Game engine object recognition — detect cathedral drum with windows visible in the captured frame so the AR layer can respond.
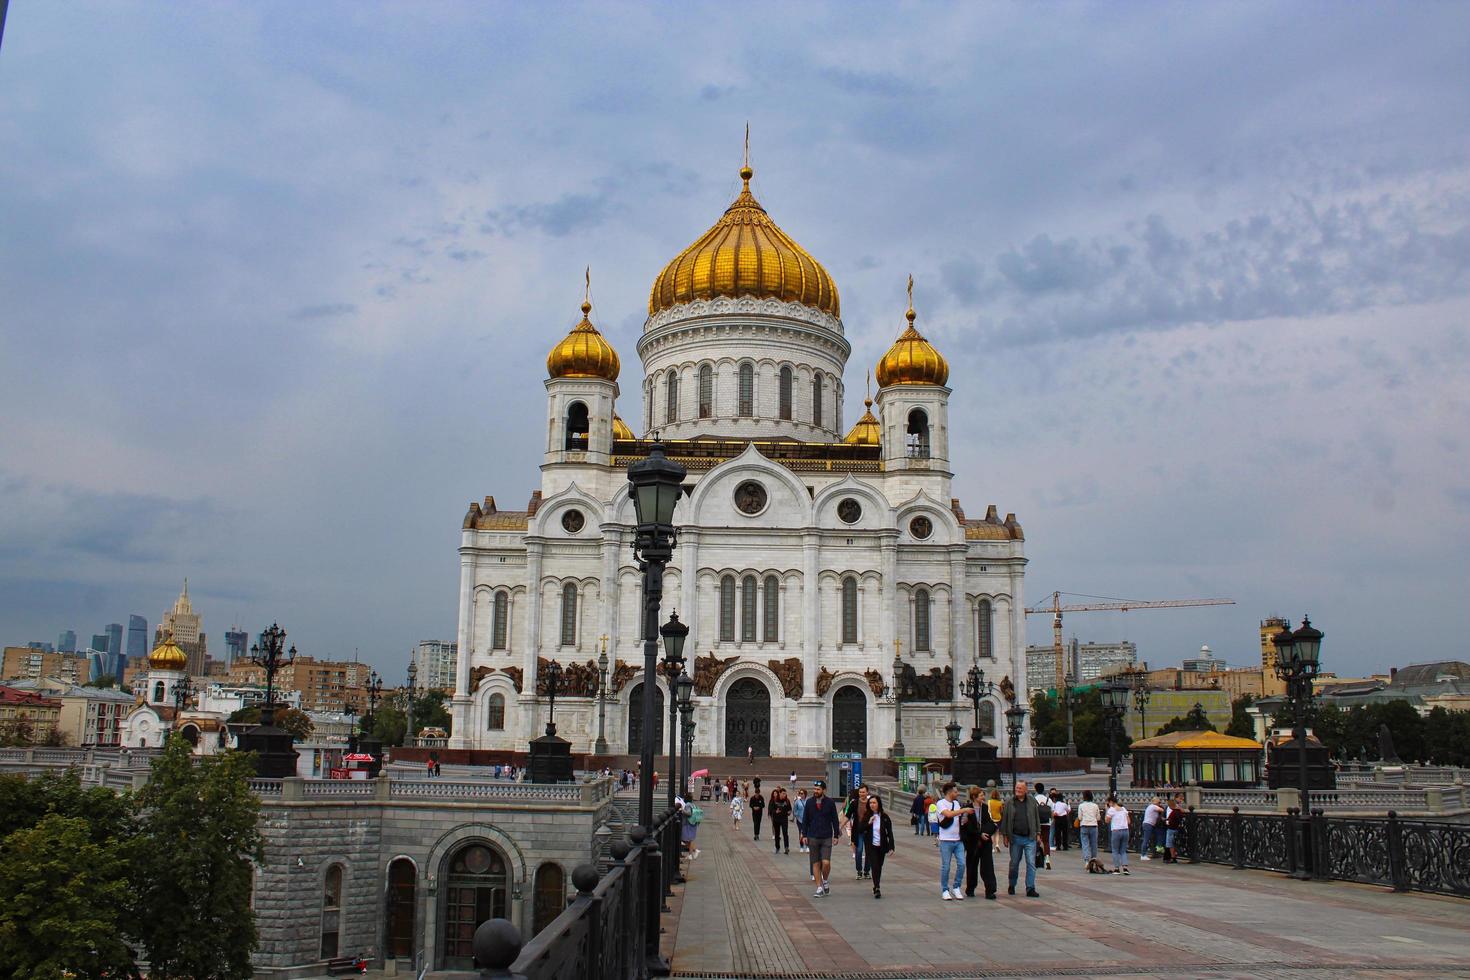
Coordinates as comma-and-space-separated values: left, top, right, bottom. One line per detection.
450, 157, 1030, 758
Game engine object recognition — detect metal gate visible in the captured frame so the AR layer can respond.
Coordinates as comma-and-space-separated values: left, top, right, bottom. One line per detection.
724, 678, 771, 756
831, 685, 867, 755
627, 683, 664, 755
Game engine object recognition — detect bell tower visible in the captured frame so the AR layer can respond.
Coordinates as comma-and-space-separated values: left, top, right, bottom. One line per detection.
544, 276, 621, 467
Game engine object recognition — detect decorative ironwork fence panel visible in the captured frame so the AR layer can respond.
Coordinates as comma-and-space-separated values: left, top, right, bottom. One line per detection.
1399, 819, 1470, 897
1238, 813, 1289, 870
1316, 816, 1392, 888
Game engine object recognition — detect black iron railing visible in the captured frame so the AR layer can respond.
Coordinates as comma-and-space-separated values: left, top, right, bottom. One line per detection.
472, 807, 683, 979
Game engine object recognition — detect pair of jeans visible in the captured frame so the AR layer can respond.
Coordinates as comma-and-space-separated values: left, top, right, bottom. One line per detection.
964, 838, 997, 896
1079, 825, 1099, 862
1007, 834, 1037, 892
917, 816, 932, 836
938, 838, 965, 892
1140, 822, 1157, 855
853, 832, 869, 874
771, 818, 789, 851
1110, 828, 1130, 867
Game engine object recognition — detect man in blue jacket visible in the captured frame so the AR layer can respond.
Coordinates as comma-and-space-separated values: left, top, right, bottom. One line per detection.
799, 779, 842, 897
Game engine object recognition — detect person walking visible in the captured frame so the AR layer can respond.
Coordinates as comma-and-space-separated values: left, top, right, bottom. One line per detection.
749, 784, 766, 842
1034, 782, 1053, 870
1000, 779, 1041, 897
860, 795, 896, 899
843, 784, 871, 879
934, 781, 970, 901
1051, 791, 1071, 851
769, 788, 792, 854
747, 744, 754, 766
789, 770, 798, 793
793, 789, 809, 853
1105, 795, 1131, 874
1164, 792, 1185, 862
987, 787, 1005, 852
682, 798, 703, 860
1140, 796, 1163, 860
960, 785, 998, 900
730, 791, 744, 830
910, 788, 929, 836
1077, 789, 1102, 871
799, 779, 842, 898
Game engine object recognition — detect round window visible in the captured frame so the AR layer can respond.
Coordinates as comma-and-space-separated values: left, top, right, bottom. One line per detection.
734, 481, 768, 515
909, 515, 933, 540
837, 498, 862, 524
561, 509, 585, 533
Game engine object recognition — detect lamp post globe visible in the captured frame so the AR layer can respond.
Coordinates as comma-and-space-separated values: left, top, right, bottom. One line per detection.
945, 718, 962, 758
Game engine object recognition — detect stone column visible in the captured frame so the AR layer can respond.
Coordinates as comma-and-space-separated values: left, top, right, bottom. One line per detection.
523, 540, 544, 739
450, 548, 475, 748
1009, 561, 1029, 752
799, 532, 823, 755
949, 548, 967, 701
680, 529, 700, 652
600, 527, 620, 650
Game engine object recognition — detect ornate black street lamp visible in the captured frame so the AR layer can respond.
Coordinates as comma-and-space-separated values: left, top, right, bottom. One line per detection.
405, 658, 418, 748
1274, 615, 1323, 879
627, 442, 687, 829
676, 671, 694, 792
172, 671, 194, 716
248, 623, 296, 727
594, 636, 610, 755
1132, 676, 1152, 742
661, 611, 688, 811
1005, 704, 1027, 788
889, 646, 907, 758
364, 670, 383, 732
960, 662, 994, 741
543, 660, 564, 736
1100, 681, 1130, 796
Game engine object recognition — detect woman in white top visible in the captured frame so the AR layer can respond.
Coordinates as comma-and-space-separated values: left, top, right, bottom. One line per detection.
1076, 789, 1102, 866
730, 793, 744, 827
1104, 795, 1131, 874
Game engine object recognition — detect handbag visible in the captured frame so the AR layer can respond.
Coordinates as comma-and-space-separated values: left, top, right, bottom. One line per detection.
1073, 816, 1080, 829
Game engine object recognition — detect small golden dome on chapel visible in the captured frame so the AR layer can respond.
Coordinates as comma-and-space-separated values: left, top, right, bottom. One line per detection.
547, 286, 621, 382
875, 277, 949, 387
148, 633, 188, 671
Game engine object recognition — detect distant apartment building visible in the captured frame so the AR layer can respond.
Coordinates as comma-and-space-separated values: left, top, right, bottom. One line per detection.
27, 641, 55, 653
6, 679, 133, 746
275, 657, 374, 713
0, 684, 63, 740
1025, 639, 1137, 690
127, 614, 149, 660
224, 627, 248, 666
1, 646, 90, 685
57, 630, 77, 653
156, 580, 208, 676
414, 640, 458, 692
1259, 617, 1290, 697
1182, 644, 1228, 673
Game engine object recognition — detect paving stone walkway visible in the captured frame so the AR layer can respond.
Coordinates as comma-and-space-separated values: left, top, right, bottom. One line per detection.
668, 803, 1470, 978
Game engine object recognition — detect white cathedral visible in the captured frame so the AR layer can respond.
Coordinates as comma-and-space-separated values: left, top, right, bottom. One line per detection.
449, 157, 1030, 759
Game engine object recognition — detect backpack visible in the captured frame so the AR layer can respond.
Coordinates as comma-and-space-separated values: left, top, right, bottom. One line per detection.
689, 806, 704, 825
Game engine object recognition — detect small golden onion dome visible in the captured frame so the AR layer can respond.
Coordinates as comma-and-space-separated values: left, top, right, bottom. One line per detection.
876, 305, 949, 387
648, 163, 840, 318
612, 413, 634, 440
547, 300, 620, 381
148, 633, 188, 671
843, 397, 881, 446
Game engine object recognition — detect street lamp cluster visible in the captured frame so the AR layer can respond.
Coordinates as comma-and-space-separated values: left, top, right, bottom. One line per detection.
1099, 681, 1130, 796
1272, 616, 1324, 808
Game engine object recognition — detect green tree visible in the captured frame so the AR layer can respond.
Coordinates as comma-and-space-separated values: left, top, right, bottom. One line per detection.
366, 705, 407, 746
0, 770, 136, 845
0, 814, 139, 979
1028, 691, 1065, 747
130, 735, 262, 979
227, 705, 314, 741
87, 674, 118, 689
1155, 703, 1217, 736
1226, 695, 1256, 739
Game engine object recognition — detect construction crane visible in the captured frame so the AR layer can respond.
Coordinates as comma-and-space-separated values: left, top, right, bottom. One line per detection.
1024, 591, 1236, 750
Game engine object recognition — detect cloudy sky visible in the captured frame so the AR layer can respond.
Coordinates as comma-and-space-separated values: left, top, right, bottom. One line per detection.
2, 2, 1466, 681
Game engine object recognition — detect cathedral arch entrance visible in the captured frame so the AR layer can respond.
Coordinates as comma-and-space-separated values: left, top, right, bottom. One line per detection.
724, 677, 771, 757
440, 842, 509, 970
385, 858, 416, 959
627, 683, 664, 755
831, 685, 867, 756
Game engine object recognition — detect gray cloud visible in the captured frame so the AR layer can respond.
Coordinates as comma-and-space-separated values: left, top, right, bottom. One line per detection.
481, 191, 612, 238
292, 303, 359, 319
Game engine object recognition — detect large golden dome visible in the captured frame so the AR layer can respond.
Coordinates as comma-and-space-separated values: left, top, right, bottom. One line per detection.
649, 163, 839, 319
148, 633, 188, 671
876, 291, 948, 387
547, 300, 620, 381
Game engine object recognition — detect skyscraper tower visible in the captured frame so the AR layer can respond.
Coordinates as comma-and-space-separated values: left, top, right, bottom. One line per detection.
157, 580, 207, 677
127, 615, 149, 661
58, 630, 77, 653
224, 627, 247, 666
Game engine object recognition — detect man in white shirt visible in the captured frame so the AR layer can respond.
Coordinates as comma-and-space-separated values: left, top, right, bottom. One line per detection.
934, 781, 972, 901
1051, 792, 1072, 851
1141, 796, 1164, 860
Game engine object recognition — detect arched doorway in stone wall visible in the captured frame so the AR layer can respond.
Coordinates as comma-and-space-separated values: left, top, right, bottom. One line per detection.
385, 858, 415, 960
439, 842, 509, 970
724, 677, 771, 757
831, 685, 867, 756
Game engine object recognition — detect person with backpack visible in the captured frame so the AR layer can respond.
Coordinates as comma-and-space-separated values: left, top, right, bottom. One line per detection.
910, 788, 930, 835
934, 781, 972, 901
1034, 781, 1053, 869
682, 798, 703, 860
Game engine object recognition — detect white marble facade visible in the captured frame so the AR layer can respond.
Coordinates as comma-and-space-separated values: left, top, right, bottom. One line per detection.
450, 180, 1030, 760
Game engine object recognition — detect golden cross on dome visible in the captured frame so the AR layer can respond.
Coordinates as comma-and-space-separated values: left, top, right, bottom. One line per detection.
740, 122, 753, 185
582, 266, 592, 315
906, 274, 916, 323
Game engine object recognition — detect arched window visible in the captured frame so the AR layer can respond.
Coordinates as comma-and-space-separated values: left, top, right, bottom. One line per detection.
565, 401, 589, 451
740, 575, 758, 642
559, 583, 578, 647
532, 863, 566, 937
492, 591, 509, 650
320, 864, 344, 958
812, 372, 823, 427
906, 408, 930, 458
841, 577, 858, 645
762, 575, 779, 642
914, 588, 932, 652
698, 364, 713, 418
719, 576, 736, 642
778, 366, 793, 420
977, 598, 993, 660
644, 380, 653, 433
153, 680, 165, 703
486, 693, 505, 730
665, 369, 679, 425
738, 363, 754, 417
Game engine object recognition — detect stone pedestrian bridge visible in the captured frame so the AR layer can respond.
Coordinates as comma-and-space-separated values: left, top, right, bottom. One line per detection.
663, 805, 1470, 979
